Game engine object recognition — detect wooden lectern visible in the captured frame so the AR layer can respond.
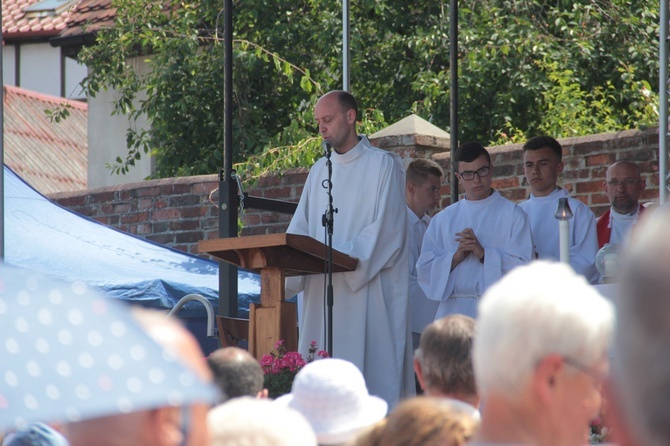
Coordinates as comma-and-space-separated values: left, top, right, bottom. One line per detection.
198, 233, 357, 359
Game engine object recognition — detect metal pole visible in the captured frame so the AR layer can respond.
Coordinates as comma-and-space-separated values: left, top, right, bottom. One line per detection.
660, 0, 669, 205
342, 0, 350, 91
219, 0, 238, 317
449, 0, 459, 204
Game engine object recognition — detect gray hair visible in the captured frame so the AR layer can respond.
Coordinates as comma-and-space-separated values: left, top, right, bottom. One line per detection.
473, 261, 614, 398
614, 206, 670, 445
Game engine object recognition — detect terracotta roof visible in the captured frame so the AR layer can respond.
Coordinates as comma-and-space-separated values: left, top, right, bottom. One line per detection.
57, 0, 115, 38
2, 0, 78, 39
4, 85, 88, 194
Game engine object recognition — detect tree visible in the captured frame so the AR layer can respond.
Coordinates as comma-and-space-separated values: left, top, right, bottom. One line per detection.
75, 0, 660, 180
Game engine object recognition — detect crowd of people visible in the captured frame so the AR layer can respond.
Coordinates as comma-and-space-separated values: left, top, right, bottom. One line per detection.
1, 90, 660, 446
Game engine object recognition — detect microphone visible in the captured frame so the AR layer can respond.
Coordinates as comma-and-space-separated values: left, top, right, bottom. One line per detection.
322, 140, 332, 158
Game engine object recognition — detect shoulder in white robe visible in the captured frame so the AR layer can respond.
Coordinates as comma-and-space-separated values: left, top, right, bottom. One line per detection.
518, 188, 600, 284
286, 136, 414, 407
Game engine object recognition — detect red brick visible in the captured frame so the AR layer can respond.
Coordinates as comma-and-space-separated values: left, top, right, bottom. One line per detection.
153, 208, 181, 220
575, 180, 605, 194
586, 154, 615, 167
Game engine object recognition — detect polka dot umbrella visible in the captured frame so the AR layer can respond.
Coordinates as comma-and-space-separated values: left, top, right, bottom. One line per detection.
0, 264, 219, 431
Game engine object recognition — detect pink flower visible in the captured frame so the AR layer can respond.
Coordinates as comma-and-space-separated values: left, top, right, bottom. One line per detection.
317, 350, 329, 359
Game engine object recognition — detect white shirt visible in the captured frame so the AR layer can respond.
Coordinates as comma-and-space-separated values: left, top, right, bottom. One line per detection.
407, 206, 439, 334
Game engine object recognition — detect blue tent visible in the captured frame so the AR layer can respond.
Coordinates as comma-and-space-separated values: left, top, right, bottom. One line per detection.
4, 166, 260, 354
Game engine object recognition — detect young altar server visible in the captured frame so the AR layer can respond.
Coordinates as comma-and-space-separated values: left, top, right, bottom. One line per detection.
417, 142, 533, 320
519, 135, 600, 284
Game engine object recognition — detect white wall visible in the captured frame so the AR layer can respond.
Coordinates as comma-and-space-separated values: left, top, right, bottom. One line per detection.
87, 57, 154, 188
65, 57, 88, 100
2, 45, 17, 85
20, 43, 61, 97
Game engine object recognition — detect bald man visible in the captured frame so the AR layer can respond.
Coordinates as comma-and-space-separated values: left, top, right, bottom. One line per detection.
597, 160, 646, 248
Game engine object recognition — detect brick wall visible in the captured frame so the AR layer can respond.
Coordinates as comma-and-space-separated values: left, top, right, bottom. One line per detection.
49, 127, 661, 255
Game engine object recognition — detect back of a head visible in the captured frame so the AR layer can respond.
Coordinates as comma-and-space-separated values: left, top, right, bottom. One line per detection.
347, 397, 477, 446
417, 315, 476, 397
614, 207, 670, 445
406, 158, 443, 186
473, 261, 614, 398
208, 397, 317, 446
453, 142, 490, 170
207, 347, 264, 401
522, 135, 563, 160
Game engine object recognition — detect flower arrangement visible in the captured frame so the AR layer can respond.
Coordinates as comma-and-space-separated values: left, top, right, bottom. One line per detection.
589, 414, 610, 444
260, 340, 329, 399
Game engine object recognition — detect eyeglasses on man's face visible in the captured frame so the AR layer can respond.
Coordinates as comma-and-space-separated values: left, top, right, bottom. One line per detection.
563, 356, 606, 385
459, 165, 491, 181
607, 179, 640, 188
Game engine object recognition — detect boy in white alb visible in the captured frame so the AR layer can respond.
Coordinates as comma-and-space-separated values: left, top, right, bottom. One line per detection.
405, 158, 443, 349
519, 136, 600, 284
417, 142, 533, 320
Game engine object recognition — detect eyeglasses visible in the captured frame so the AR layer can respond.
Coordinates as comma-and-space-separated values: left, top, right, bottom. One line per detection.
563, 356, 606, 384
607, 179, 640, 187
459, 165, 491, 181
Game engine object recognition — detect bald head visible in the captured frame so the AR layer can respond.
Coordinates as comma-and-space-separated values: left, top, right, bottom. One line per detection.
314, 90, 360, 154
604, 160, 645, 214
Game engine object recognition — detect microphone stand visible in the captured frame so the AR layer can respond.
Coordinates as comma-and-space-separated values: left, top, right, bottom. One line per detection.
321, 141, 337, 356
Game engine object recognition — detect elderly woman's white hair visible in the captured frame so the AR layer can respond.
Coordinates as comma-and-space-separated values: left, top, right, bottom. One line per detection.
473, 260, 614, 398
208, 397, 317, 446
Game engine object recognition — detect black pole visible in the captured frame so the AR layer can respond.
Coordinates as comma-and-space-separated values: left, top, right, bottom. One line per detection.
321, 141, 337, 356
219, 0, 238, 318
449, 0, 459, 204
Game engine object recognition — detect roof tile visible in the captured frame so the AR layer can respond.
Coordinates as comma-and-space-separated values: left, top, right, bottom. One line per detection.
2, 0, 79, 39
4, 85, 88, 194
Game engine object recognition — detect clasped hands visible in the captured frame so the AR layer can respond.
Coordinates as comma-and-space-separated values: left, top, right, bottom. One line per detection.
450, 228, 485, 271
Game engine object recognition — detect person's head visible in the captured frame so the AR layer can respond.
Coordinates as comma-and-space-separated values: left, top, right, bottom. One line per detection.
406, 158, 443, 217
314, 91, 359, 154
473, 261, 614, 445
610, 206, 670, 445
275, 358, 387, 445
207, 347, 267, 401
208, 397, 317, 446
454, 142, 492, 201
414, 315, 477, 405
523, 136, 564, 197
346, 397, 478, 446
133, 309, 214, 446
64, 310, 215, 446
604, 160, 645, 214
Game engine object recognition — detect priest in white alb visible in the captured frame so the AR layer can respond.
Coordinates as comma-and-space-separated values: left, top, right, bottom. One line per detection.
417, 142, 533, 320
285, 91, 414, 408
519, 136, 600, 284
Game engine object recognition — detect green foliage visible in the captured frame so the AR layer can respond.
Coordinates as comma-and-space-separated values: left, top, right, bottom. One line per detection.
233, 106, 387, 186
73, 0, 660, 178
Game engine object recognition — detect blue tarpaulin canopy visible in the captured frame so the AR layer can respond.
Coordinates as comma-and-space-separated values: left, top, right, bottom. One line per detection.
4, 166, 260, 353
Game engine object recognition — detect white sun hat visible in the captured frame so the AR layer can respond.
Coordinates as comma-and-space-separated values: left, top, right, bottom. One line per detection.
275, 358, 388, 445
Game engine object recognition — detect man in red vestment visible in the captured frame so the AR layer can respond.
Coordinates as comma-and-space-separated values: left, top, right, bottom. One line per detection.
596, 160, 646, 248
